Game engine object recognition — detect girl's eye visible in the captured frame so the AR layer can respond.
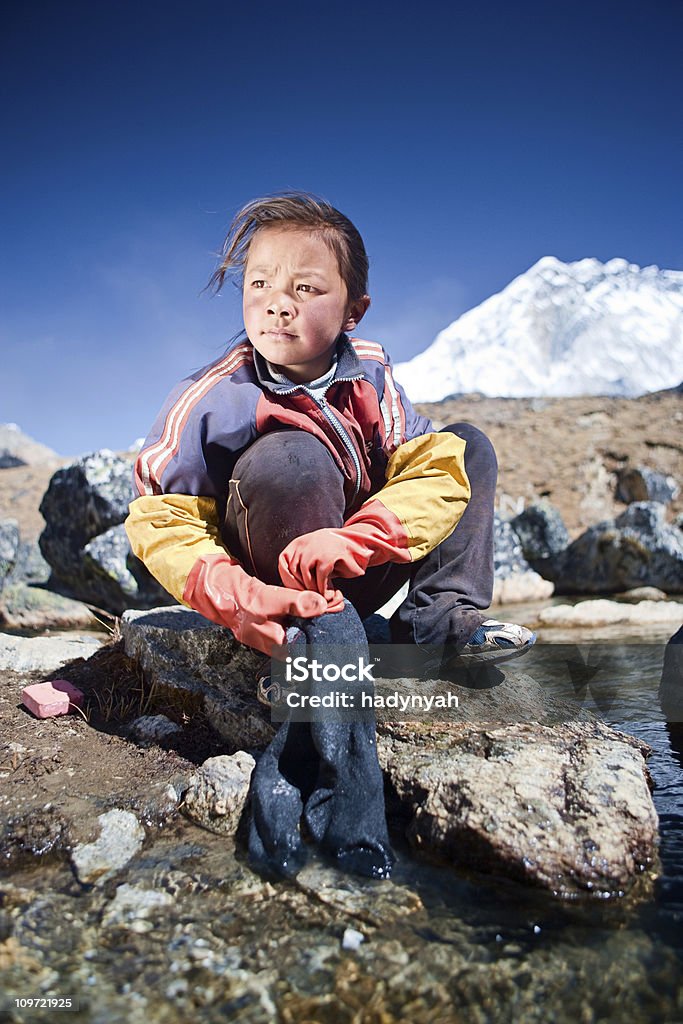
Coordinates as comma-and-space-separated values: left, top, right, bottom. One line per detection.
297, 284, 315, 293
251, 279, 266, 288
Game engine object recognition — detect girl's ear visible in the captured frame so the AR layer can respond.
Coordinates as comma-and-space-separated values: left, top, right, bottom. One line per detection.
343, 295, 371, 332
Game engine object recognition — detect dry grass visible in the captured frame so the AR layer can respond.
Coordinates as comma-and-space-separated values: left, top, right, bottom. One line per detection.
59, 625, 206, 728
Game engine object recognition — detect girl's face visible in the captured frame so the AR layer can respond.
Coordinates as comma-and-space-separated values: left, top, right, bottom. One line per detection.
243, 226, 369, 383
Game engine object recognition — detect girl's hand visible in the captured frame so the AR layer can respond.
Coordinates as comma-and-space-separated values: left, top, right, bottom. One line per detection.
182, 553, 343, 656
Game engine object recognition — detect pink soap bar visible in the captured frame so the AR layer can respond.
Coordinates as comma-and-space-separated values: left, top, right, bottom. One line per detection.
22, 679, 84, 719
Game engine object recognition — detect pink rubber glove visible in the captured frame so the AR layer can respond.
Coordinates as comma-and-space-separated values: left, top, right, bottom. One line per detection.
183, 553, 344, 656
279, 511, 409, 597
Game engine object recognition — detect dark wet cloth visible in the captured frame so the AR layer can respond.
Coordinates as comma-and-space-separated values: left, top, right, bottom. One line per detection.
247, 603, 395, 881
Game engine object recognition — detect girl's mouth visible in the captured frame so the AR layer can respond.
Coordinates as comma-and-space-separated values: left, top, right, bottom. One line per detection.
266, 330, 297, 340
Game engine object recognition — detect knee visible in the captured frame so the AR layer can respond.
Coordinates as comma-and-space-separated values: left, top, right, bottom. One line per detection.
441, 422, 498, 472
234, 430, 342, 499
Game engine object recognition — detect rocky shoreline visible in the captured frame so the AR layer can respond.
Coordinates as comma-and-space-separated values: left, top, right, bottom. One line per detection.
1, 404, 682, 1022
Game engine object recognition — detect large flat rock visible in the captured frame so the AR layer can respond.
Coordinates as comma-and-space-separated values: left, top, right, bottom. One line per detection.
120, 605, 660, 897
379, 719, 657, 899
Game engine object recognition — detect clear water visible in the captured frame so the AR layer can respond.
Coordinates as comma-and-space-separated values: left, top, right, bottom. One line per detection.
2, 635, 683, 1022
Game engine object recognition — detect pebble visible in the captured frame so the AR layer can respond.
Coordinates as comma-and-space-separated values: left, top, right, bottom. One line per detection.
342, 927, 365, 951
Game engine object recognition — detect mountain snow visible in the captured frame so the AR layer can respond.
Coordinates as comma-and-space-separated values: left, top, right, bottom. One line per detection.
392, 257, 683, 401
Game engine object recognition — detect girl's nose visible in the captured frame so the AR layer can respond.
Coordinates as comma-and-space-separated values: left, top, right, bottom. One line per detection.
267, 292, 293, 318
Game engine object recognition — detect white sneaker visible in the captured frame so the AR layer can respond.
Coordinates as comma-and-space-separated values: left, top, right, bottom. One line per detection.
456, 619, 537, 665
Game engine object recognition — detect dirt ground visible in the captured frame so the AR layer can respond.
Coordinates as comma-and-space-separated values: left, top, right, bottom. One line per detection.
416, 388, 683, 536
0, 640, 227, 868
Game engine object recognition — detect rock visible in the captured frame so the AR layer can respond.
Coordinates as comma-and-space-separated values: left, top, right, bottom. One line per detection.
38, 450, 173, 613
578, 455, 617, 528
510, 501, 570, 572
0, 581, 96, 631
532, 599, 683, 629
0, 452, 25, 468
294, 863, 423, 925
493, 513, 554, 603
550, 502, 683, 594
181, 752, 255, 835
119, 606, 659, 896
101, 883, 174, 930
658, 625, 683, 724
379, 719, 657, 898
0, 633, 103, 672
82, 523, 168, 612
491, 572, 554, 604
120, 606, 268, 749
129, 714, 183, 745
8, 539, 51, 586
615, 586, 669, 603
0, 519, 20, 587
617, 466, 680, 505
341, 928, 365, 950
71, 809, 145, 885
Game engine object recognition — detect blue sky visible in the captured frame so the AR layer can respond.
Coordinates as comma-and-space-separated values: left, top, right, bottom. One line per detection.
2, 0, 681, 456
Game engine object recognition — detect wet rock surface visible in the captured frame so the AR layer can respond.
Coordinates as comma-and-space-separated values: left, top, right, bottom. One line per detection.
0, 826, 680, 1024
0, 627, 681, 1021
379, 719, 657, 898
71, 809, 146, 886
120, 606, 658, 898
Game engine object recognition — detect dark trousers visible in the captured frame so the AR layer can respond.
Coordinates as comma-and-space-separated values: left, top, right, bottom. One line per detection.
222, 425, 497, 647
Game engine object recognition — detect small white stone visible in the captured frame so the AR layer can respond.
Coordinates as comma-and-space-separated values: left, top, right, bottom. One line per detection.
342, 928, 365, 951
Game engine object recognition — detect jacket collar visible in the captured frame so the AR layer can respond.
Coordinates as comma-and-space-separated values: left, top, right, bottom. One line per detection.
252, 334, 367, 395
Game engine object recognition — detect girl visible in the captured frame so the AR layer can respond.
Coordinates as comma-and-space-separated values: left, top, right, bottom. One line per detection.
125, 192, 534, 673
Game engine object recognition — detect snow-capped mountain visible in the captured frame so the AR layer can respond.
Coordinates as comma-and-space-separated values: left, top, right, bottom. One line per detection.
393, 257, 683, 402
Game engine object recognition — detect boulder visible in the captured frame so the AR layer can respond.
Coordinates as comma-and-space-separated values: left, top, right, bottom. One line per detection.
510, 501, 570, 574
551, 502, 683, 594
493, 513, 554, 603
120, 606, 269, 750
0, 633, 103, 672
0, 519, 20, 589
0, 581, 97, 632
617, 466, 680, 505
379, 719, 657, 899
38, 450, 174, 613
120, 605, 659, 897
9, 538, 51, 586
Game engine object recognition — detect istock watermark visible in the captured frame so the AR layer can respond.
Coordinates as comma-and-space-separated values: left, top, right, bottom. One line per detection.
284, 654, 376, 684
267, 641, 682, 726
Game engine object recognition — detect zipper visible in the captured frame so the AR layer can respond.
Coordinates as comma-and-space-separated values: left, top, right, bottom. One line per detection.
312, 392, 362, 502
270, 374, 365, 503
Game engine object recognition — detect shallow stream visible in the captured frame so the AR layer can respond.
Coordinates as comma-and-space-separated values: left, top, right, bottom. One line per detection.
1, 624, 683, 1023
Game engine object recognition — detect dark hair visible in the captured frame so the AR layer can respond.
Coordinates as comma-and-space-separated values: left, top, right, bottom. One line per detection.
207, 191, 369, 301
